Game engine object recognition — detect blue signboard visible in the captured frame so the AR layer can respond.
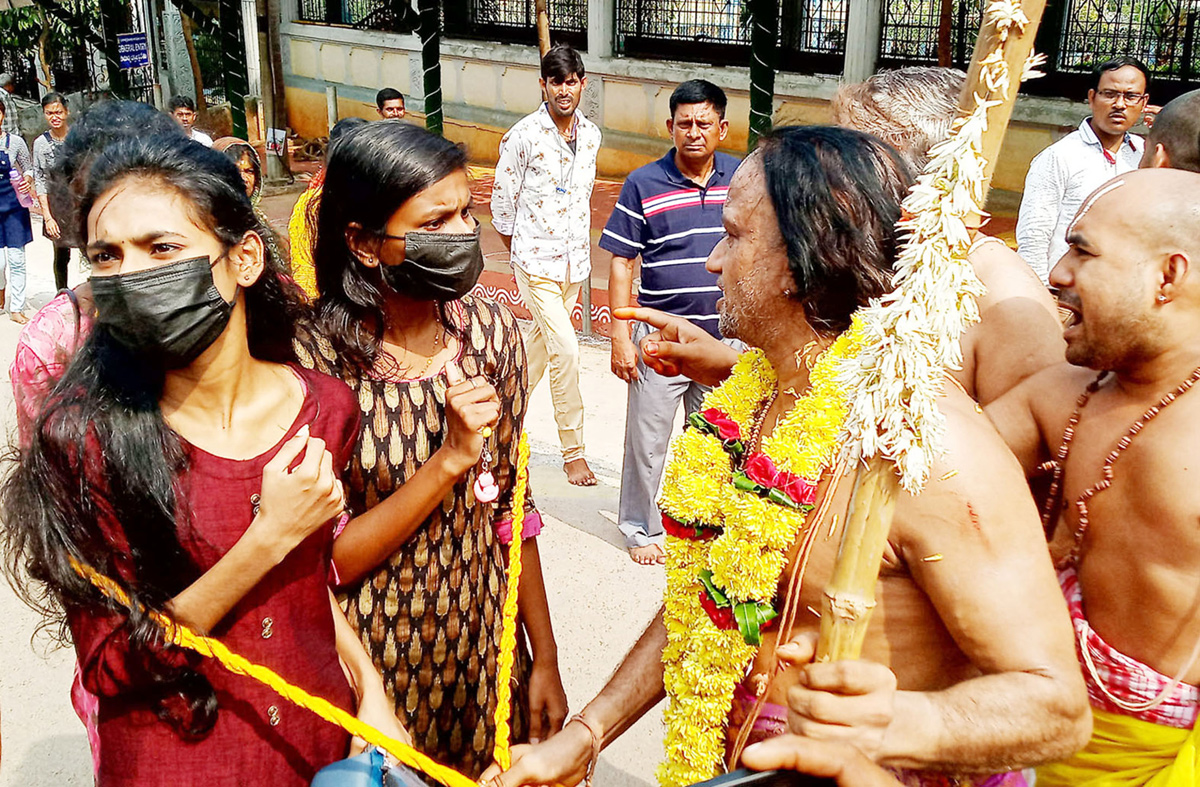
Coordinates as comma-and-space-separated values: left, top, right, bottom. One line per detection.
117, 32, 150, 70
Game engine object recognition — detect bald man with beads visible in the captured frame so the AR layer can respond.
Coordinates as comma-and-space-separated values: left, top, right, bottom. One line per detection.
988, 168, 1200, 784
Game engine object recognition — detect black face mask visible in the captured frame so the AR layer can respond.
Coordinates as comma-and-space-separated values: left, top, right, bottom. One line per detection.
377, 225, 484, 302
91, 255, 235, 369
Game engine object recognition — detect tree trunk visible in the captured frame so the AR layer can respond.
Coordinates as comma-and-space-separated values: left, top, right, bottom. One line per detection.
536, 0, 550, 56
418, 0, 443, 135
937, 0, 953, 66
747, 0, 778, 150
35, 7, 55, 90
180, 11, 207, 112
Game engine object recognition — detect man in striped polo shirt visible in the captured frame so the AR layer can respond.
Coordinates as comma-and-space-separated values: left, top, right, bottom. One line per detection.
601, 79, 742, 564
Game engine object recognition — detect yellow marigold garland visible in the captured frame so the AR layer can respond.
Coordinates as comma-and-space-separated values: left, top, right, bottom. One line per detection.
657, 319, 864, 787
492, 431, 530, 770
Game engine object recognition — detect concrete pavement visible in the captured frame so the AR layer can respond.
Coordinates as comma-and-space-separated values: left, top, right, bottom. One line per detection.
0, 220, 670, 786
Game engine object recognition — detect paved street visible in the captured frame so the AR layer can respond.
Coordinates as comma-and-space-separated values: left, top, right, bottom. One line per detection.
0, 218, 669, 786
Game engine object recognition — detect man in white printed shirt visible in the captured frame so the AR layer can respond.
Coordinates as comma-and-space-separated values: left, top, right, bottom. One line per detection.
1016, 56, 1149, 283
492, 44, 602, 486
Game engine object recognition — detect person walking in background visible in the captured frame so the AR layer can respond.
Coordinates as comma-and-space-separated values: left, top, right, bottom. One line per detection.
376, 88, 406, 119
491, 44, 602, 486
1016, 56, 1149, 283
0, 74, 17, 135
600, 79, 741, 563
0, 98, 33, 323
33, 92, 72, 291
168, 95, 214, 146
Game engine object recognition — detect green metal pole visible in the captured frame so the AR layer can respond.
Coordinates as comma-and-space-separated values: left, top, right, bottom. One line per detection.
219, 0, 250, 138
747, 0, 778, 150
418, 0, 443, 135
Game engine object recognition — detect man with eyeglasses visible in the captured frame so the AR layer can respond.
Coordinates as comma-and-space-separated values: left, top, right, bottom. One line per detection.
1017, 56, 1150, 283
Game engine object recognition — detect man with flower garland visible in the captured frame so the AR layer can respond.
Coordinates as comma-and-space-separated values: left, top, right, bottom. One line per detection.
482, 126, 1089, 787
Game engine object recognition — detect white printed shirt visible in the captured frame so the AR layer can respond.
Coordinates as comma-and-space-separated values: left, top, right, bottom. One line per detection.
491, 103, 601, 284
1016, 118, 1143, 283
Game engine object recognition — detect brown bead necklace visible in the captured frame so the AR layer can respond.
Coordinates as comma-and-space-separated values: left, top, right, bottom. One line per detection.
1042, 365, 1200, 568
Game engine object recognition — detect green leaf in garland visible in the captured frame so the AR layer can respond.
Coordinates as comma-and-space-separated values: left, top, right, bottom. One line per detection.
766, 487, 800, 509
697, 570, 731, 608
734, 601, 754, 644
732, 471, 765, 495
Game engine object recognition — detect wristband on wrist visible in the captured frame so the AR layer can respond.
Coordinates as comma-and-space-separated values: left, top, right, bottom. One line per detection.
568, 713, 603, 787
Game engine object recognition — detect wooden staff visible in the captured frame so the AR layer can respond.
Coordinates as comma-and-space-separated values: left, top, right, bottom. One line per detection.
536, 0, 551, 56
816, 0, 1049, 663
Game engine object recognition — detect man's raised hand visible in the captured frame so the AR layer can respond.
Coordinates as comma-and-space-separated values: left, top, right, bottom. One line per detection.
612, 307, 738, 387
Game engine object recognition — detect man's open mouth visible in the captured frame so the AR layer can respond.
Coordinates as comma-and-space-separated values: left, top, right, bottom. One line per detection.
1058, 301, 1082, 330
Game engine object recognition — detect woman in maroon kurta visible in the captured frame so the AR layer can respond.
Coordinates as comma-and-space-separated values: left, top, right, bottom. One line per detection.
1, 135, 408, 784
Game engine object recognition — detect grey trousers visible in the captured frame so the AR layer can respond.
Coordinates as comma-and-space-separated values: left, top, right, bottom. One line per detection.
617, 321, 740, 548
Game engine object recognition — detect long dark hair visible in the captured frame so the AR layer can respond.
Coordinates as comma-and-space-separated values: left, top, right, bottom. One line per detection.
1, 134, 306, 739
313, 120, 468, 374
758, 126, 913, 335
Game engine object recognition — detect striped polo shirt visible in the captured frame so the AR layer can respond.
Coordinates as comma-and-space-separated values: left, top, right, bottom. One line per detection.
600, 149, 739, 338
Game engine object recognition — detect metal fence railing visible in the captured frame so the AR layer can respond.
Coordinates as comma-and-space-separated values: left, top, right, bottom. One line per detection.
613, 0, 844, 72
297, 0, 586, 47
444, 0, 588, 49
875, 0, 1199, 99
295, 0, 1200, 100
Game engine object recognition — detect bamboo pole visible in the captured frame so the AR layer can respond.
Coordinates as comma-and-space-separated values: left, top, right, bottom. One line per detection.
816, 0, 1049, 663
536, 0, 551, 56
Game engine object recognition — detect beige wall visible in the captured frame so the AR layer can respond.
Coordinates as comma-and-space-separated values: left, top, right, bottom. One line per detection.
282, 26, 1089, 193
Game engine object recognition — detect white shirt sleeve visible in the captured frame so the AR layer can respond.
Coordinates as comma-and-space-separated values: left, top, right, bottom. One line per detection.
1016, 149, 1064, 284
490, 129, 526, 238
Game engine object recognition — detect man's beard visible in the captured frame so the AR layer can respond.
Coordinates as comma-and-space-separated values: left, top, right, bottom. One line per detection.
717, 310, 740, 341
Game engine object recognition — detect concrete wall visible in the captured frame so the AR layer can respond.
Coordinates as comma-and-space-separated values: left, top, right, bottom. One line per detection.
280, 12, 1092, 194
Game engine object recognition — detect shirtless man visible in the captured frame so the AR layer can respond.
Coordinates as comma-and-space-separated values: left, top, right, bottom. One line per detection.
987, 168, 1200, 784
483, 127, 1089, 787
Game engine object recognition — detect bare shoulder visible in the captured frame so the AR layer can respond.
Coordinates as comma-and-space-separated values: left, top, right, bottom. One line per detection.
1015, 362, 1098, 432
893, 385, 1043, 550
968, 239, 1056, 313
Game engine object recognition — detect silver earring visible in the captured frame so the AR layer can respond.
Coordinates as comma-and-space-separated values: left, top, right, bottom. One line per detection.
1157, 293, 1168, 304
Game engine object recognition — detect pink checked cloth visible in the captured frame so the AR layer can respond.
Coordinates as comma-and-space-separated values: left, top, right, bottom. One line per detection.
1060, 567, 1200, 729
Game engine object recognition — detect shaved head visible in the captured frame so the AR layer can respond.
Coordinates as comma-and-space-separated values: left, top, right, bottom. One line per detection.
1142, 90, 1200, 172
1051, 169, 1200, 371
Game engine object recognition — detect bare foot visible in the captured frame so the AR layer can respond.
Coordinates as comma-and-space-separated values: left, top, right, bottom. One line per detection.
564, 457, 597, 486
630, 544, 665, 565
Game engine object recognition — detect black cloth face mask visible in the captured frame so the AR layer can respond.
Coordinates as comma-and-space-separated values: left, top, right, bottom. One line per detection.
91, 254, 236, 369
376, 225, 484, 302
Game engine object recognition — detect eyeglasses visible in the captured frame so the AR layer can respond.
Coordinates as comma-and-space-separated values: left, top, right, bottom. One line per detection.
1095, 89, 1147, 104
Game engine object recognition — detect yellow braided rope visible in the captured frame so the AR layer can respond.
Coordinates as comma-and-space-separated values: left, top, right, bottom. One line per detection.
491, 431, 530, 771
66, 431, 535, 787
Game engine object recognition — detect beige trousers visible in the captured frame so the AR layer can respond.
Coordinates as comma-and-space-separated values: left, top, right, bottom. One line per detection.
513, 265, 586, 461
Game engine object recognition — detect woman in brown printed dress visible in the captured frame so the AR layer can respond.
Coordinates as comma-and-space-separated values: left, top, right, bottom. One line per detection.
300, 120, 568, 778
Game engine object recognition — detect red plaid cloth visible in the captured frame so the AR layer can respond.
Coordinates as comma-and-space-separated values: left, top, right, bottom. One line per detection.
1060, 567, 1200, 729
